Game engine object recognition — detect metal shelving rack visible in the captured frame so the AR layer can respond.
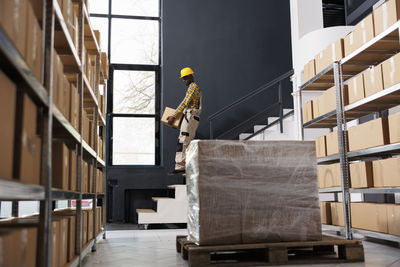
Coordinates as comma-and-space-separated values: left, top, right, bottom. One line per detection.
300, 19, 400, 243
0, 0, 107, 266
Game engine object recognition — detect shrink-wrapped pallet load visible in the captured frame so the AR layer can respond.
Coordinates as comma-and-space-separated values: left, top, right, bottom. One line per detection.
186, 140, 322, 245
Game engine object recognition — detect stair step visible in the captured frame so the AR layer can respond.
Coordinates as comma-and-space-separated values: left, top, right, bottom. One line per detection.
136, 209, 156, 213
283, 109, 293, 115
239, 133, 252, 140
168, 184, 180, 188
152, 197, 173, 201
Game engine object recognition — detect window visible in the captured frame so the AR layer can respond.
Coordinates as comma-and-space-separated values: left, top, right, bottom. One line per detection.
89, 0, 161, 166
111, 19, 159, 65
112, 0, 159, 17
113, 70, 156, 114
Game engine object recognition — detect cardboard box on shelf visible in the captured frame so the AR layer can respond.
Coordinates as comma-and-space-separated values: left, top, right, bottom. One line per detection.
320, 202, 332, 225
373, 0, 400, 36
0, 0, 28, 58
29, 0, 44, 21
347, 74, 365, 104
344, 14, 375, 56
81, 161, 87, 193
0, 227, 37, 267
318, 85, 348, 116
67, 215, 76, 261
52, 142, 69, 190
82, 210, 88, 245
53, 52, 65, 110
63, 75, 71, 119
326, 131, 340, 156
318, 163, 341, 188
26, 3, 43, 82
315, 135, 327, 158
70, 83, 79, 130
69, 148, 77, 191
82, 110, 90, 144
331, 202, 345, 227
87, 163, 93, 193
88, 209, 94, 241
388, 112, 400, 144
363, 65, 384, 97
304, 59, 316, 83
97, 169, 103, 193
382, 52, 400, 89
387, 204, 400, 236
372, 157, 400, 187
51, 220, 60, 267
351, 203, 388, 233
348, 117, 389, 152
101, 52, 109, 79
312, 97, 320, 118
96, 206, 102, 234
73, 6, 79, 47
350, 161, 373, 188
303, 100, 314, 123
53, 216, 68, 267
94, 30, 101, 48
0, 71, 16, 180
25, 227, 37, 267
19, 93, 41, 185
88, 120, 94, 148
315, 39, 345, 74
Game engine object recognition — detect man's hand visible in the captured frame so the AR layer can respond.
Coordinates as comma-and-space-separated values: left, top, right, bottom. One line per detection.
167, 116, 175, 125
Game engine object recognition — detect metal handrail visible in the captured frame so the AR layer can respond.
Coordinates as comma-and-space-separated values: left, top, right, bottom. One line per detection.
208, 69, 294, 139
208, 69, 294, 121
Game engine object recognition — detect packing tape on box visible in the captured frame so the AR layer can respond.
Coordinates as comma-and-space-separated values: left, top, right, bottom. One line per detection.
370, 66, 376, 83
13, 0, 20, 35
32, 25, 38, 63
383, 3, 388, 30
360, 20, 367, 43
353, 78, 358, 95
21, 229, 28, 260
390, 57, 395, 84
350, 32, 354, 45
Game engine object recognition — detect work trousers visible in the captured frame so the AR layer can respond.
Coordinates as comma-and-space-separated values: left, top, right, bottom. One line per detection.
175, 108, 201, 171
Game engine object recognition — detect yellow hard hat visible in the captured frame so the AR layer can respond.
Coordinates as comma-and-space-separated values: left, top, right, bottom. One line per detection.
180, 67, 194, 78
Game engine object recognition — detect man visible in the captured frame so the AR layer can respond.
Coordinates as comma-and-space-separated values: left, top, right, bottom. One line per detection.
167, 67, 202, 174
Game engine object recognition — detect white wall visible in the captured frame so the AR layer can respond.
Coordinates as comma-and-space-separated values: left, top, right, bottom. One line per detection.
290, 0, 354, 140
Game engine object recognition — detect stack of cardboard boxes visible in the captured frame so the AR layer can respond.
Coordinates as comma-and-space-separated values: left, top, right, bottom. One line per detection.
305, 0, 400, 239
0, 70, 42, 186
0, 0, 43, 82
320, 202, 400, 236
0, 206, 103, 267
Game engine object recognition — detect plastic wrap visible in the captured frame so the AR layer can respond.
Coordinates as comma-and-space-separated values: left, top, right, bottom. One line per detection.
186, 140, 322, 245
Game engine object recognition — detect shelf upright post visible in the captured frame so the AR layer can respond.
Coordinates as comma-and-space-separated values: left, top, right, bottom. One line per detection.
76, 1, 85, 266
92, 54, 100, 252
333, 62, 352, 240
37, 0, 55, 266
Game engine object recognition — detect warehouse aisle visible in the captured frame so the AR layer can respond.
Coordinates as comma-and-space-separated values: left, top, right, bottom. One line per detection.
82, 229, 400, 267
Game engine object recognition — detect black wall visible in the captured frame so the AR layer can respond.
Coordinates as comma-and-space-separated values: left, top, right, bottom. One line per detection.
107, 0, 293, 222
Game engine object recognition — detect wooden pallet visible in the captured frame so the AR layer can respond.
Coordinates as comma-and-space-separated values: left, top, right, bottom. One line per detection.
176, 235, 364, 267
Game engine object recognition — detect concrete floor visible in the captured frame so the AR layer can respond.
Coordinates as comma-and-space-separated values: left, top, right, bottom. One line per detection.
82, 228, 400, 267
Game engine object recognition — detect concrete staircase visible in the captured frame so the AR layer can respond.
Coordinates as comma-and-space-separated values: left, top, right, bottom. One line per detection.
239, 108, 330, 141
136, 184, 188, 227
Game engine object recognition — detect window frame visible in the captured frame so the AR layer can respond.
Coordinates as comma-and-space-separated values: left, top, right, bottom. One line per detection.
90, 0, 162, 167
